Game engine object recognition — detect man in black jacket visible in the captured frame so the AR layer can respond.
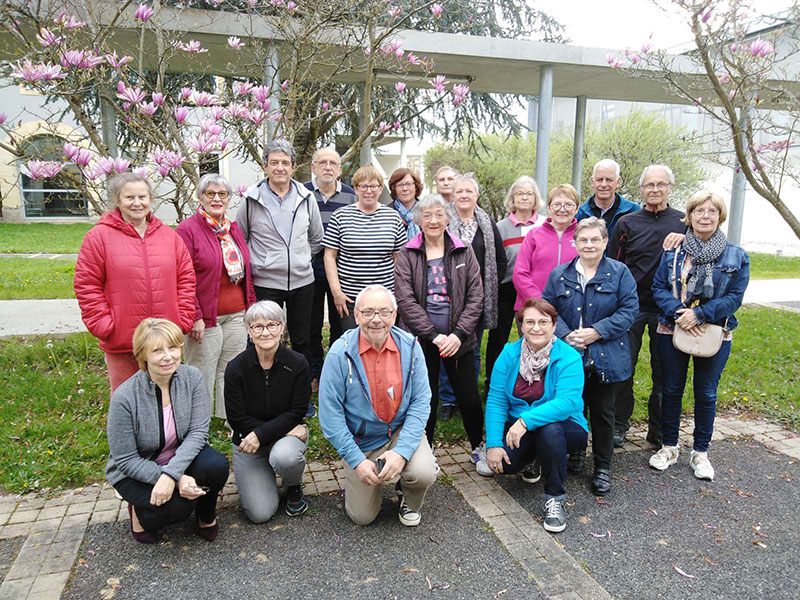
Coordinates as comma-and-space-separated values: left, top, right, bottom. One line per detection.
607, 165, 685, 449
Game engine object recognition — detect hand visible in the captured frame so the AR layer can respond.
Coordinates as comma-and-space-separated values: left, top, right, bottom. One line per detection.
572, 327, 601, 346
675, 308, 700, 332
487, 447, 511, 474
286, 423, 308, 443
188, 319, 205, 343
663, 232, 686, 251
376, 450, 407, 482
149, 473, 176, 506
354, 458, 382, 486
177, 474, 207, 500
332, 290, 353, 318
565, 330, 586, 350
238, 431, 261, 454
505, 418, 528, 450
436, 334, 462, 358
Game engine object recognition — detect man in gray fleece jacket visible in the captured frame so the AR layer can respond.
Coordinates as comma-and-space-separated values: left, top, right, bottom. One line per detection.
237, 139, 324, 372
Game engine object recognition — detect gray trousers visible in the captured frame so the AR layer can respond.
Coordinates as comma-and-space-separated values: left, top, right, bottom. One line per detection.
232, 435, 307, 523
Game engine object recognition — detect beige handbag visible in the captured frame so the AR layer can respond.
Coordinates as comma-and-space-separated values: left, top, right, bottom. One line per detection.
670, 247, 724, 358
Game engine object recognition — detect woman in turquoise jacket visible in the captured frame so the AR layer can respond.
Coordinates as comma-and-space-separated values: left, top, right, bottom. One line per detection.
484, 298, 588, 534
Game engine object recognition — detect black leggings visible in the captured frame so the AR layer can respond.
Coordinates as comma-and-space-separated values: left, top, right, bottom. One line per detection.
114, 445, 229, 533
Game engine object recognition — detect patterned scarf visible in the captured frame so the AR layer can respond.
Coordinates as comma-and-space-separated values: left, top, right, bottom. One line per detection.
393, 198, 421, 240
519, 337, 554, 383
199, 207, 244, 284
682, 228, 727, 303
447, 205, 499, 327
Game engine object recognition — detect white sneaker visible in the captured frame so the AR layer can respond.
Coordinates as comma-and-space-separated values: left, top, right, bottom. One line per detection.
649, 445, 679, 470
470, 441, 486, 465
475, 446, 494, 478
690, 450, 715, 480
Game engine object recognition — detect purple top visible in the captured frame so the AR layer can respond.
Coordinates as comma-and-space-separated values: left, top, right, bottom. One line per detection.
155, 404, 178, 466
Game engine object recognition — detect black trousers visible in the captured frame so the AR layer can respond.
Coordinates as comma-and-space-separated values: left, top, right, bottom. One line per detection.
114, 445, 229, 533
255, 282, 315, 368
583, 374, 624, 470
614, 310, 663, 444
421, 339, 484, 449
309, 276, 344, 378
485, 282, 517, 393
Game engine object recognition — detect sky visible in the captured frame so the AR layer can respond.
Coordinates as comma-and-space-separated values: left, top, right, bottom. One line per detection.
533, 0, 795, 52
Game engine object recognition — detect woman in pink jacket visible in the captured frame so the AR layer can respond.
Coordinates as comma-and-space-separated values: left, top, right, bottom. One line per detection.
512, 184, 580, 309
176, 174, 257, 419
74, 173, 196, 392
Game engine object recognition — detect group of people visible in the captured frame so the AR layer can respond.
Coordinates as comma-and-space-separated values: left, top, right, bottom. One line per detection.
73, 145, 749, 541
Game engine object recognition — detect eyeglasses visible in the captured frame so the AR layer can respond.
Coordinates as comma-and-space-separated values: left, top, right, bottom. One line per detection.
313, 160, 339, 168
576, 236, 604, 245
522, 318, 553, 330
203, 190, 229, 199
357, 184, 381, 192
421, 211, 446, 221
395, 182, 416, 189
250, 322, 281, 334
550, 202, 576, 211
641, 182, 671, 191
357, 308, 395, 320
693, 208, 719, 217
514, 191, 536, 198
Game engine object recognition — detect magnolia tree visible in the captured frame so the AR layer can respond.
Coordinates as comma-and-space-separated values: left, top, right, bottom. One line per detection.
607, 0, 800, 240
0, 0, 474, 218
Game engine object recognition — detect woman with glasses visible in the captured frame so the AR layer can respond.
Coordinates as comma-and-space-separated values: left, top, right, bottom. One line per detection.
484, 298, 588, 533
389, 168, 424, 241
649, 190, 749, 481
542, 217, 638, 496
394, 196, 485, 461
513, 184, 580, 310
323, 164, 407, 330
176, 174, 257, 420
224, 301, 311, 522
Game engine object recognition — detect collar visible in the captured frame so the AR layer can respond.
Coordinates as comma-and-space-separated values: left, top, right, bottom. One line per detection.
311, 175, 342, 196
358, 329, 399, 355
509, 212, 538, 226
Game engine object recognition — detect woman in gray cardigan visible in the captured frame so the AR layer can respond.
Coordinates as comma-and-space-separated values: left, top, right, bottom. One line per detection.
106, 318, 229, 543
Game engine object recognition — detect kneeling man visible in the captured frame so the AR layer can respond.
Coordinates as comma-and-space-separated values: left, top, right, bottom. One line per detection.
319, 284, 438, 526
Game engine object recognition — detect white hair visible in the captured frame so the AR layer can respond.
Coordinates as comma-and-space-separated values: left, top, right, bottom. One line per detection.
639, 164, 675, 186
355, 285, 397, 311
592, 159, 621, 179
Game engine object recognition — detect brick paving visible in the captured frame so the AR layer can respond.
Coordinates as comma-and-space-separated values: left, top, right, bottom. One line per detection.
0, 413, 797, 599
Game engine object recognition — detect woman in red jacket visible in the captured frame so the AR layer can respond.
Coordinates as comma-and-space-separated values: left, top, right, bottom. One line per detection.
176, 174, 257, 419
74, 173, 196, 392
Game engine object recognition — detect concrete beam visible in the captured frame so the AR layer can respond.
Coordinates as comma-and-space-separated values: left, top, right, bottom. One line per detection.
572, 95, 587, 193
535, 65, 553, 195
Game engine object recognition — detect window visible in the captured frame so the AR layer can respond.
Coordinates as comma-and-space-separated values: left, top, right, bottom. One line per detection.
20, 135, 87, 217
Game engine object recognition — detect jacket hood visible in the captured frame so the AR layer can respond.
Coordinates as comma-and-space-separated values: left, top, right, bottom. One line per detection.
98, 209, 162, 237
405, 229, 465, 251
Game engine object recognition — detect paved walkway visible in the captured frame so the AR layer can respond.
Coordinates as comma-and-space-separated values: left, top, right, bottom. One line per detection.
1, 415, 797, 600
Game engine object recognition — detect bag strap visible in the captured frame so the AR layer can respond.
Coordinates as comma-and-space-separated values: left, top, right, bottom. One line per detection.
672, 244, 681, 299
244, 196, 251, 244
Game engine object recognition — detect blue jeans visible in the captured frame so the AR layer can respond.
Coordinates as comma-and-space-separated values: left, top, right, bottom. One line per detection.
497, 420, 587, 501
657, 334, 732, 453
440, 327, 483, 407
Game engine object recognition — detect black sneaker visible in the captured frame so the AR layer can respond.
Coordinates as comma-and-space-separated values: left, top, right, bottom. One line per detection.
437, 404, 455, 421
521, 459, 541, 484
567, 451, 585, 474
305, 401, 317, 419
543, 498, 566, 533
613, 429, 626, 448
285, 484, 308, 516
396, 481, 421, 526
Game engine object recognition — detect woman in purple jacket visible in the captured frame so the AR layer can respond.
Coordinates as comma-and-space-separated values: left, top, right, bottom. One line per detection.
176, 174, 257, 419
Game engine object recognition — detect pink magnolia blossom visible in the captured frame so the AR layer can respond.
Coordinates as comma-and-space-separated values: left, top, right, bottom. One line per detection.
717, 72, 731, 85
749, 39, 773, 57
134, 4, 155, 22
640, 41, 652, 54
187, 134, 220, 153
117, 84, 146, 105
122, 102, 131, 112
21, 160, 64, 180
105, 51, 133, 69
236, 184, 248, 197
138, 102, 158, 116
388, 5, 401, 18
287, 1, 297, 11
378, 121, 391, 133
227, 36, 245, 50
605, 53, 624, 69
700, 7, 712, 23
150, 147, 185, 176
322, 101, 329, 110
390, 40, 403, 52
12, 60, 67, 82
393, 121, 401, 131
201, 119, 223, 136
248, 0, 257, 6
191, 91, 218, 106
280, 80, 289, 91
251, 85, 270, 104
63, 142, 92, 167
83, 54, 106, 69
227, 103, 250, 119
395, 82, 406, 94
730, 43, 738, 53
151, 92, 165, 106
630, 53, 641, 65
176, 40, 208, 54
0, 112, 7, 125
36, 28, 63, 47
60, 50, 86, 68
174, 106, 190, 124
57, 14, 86, 29
181, 87, 194, 101
207, 106, 224, 120
452, 83, 469, 106
248, 109, 267, 125
430, 3, 443, 18
220, 139, 229, 151
429, 74, 449, 94
234, 81, 254, 96
395, 47, 405, 59
270, 112, 283, 122
133, 166, 149, 178
406, 52, 421, 65
270, 0, 285, 6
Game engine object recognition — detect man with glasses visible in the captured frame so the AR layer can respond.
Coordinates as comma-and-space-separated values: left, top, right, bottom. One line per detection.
608, 165, 685, 449
576, 159, 639, 241
318, 285, 438, 527
304, 148, 356, 393
238, 139, 324, 416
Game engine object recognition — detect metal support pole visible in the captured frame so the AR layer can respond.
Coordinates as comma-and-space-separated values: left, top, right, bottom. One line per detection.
527, 96, 538, 134
571, 95, 587, 193
535, 65, 554, 197
728, 109, 748, 245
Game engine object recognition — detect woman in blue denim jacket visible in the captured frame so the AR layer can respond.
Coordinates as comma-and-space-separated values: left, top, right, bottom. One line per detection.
543, 217, 638, 496
650, 190, 749, 481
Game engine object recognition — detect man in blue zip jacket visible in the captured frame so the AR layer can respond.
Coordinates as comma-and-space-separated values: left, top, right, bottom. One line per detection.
318, 284, 438, 527
575, 159, 639, 242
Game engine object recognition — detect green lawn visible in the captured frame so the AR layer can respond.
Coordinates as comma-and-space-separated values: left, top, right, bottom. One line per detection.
0, 258, 76, 300
749, 252, 800, 279
0, 223, 92, 254
1, 306, 796, 495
